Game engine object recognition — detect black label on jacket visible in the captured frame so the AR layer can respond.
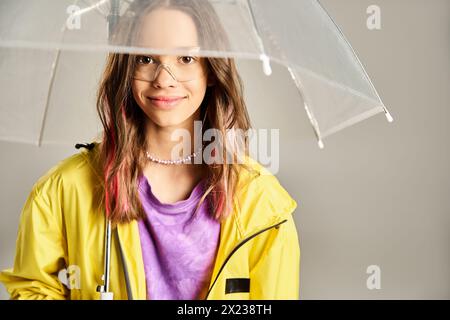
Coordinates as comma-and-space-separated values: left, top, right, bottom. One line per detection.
225, 278, 250, 294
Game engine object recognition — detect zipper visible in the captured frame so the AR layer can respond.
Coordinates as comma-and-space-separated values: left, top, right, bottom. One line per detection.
204, 218, 288, 300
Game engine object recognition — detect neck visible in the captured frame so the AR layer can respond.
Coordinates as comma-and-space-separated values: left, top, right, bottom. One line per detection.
142, 109, 206, 183
144, 109, 202, 161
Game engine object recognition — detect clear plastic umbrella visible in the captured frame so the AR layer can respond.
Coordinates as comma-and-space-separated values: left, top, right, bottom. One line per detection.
0, 0, 393, 148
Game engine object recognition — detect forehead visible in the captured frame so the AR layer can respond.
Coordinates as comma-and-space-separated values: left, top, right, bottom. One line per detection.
137, 8, 199, 52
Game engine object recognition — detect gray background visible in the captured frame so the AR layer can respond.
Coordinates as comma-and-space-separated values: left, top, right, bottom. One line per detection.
1, 0, 449, 299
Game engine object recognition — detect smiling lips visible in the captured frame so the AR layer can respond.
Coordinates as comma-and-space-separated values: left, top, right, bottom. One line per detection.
147, 95, 187, 109
149, 96, 186, 102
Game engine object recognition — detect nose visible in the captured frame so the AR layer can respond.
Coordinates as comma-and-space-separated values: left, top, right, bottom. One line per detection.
151, 64, 178, 88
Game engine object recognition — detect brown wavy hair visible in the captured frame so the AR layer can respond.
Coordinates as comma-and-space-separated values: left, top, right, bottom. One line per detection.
95, 0, 258, 224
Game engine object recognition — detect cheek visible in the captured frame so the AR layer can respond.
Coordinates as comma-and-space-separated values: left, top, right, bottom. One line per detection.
132, 81, 147, 109
187, 80, 208, 105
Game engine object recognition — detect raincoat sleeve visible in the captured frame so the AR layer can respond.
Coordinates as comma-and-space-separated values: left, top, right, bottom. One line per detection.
250, 213, 301, 300
0, 182, 69, 300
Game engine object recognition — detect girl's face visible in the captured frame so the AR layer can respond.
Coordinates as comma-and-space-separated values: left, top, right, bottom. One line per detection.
132, 8, 210, 128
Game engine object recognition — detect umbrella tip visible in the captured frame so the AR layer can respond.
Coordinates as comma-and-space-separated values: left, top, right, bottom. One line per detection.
260, 54, 272, 76
383, 107, 394, 122
318, 140, 324, 149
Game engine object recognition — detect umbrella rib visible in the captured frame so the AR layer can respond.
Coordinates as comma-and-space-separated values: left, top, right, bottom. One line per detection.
38, 0, 81, 146
77, 0, 110, 18
244, 0, 272, 75
292, 63, 381, 104
286, 65, 324, 149
37, 49, 61, 147
315, 0, 393, 123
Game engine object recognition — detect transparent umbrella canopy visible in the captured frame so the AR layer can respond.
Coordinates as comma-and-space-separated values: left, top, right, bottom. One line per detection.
0, 0, 393, 148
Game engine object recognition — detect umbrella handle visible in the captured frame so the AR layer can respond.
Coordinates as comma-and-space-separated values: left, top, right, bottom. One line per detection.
96, 219, 114, 300
100, 292, 114, 300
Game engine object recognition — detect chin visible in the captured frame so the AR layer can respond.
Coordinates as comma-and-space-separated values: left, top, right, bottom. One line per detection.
152, 116, 188, 128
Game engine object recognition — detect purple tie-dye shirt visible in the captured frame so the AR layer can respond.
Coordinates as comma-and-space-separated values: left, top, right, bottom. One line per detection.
137, 174, 220, 300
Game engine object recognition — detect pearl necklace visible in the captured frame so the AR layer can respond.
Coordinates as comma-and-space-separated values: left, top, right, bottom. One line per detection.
145, 146, 203, 165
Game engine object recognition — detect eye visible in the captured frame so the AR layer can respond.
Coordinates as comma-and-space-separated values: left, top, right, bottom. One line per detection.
179, 56, 197, 64
136, 55, 154, 64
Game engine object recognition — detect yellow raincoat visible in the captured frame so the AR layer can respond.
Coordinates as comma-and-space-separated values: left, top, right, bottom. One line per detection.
0, 142, 300, 300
